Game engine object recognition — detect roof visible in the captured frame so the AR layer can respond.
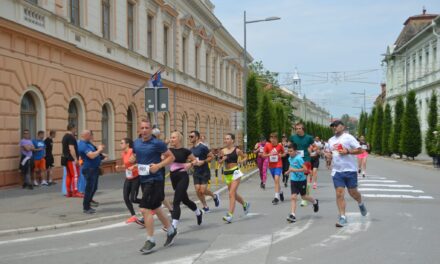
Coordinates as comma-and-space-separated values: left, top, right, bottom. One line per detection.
394, 9, 438, 49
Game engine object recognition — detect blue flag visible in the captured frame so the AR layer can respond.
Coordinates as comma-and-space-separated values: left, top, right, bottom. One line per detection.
152, 71, 162, 88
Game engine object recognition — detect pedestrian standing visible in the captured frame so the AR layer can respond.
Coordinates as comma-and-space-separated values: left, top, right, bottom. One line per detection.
326, 120, 368, 227
62, 124, 82, 198
19, 129, 34, 190
357, 135, 370, 178
44, 130, 57, 185
131, 119, 177, 254
254, 136, 268, 189
32, 131, 47, 186
263, 132, 285, 205
78, 130, 105, 214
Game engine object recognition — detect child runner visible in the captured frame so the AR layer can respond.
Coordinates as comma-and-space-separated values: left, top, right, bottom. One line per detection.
285, 143, 319, 223
263, 132, 285, 205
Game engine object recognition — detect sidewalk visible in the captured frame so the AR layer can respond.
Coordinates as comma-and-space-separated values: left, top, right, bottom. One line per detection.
372, 153, 438, 169
0, 166, 258, 237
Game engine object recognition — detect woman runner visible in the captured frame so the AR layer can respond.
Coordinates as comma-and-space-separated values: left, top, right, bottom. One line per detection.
168, 131, 203, 228
219, 133, 250, 223
115, 138, 141, 223
254, 136, 268, 189
281, 134, 290, 188
357, 135, 370, 178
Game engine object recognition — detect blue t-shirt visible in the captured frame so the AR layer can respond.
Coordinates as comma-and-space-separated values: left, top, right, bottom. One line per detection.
78, 140, 102, 169
32, 139, 45, 160
133, 137, 168, 182
191, 143, 210, 175
288, 154, 306, 181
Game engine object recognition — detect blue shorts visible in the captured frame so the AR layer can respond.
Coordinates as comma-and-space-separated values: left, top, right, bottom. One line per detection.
269, 167, 283, 177
333, 171, 358, 189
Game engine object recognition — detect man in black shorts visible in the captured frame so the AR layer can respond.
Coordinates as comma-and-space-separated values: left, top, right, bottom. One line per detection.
44, 130, 56, 185
190, 130, 220, 213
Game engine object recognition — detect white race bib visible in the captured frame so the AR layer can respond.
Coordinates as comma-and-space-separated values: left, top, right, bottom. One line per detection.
125, 169, 134, 179
232, 169, 244, 180
298, 150, 304, 158
269, 155, 279, 162
259, 147, 264, 153
138, 164, 150, 176
362, 145, 368, 150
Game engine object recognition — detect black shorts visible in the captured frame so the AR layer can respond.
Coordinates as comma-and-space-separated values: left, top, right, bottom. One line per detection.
291, 180, 307, 196
193, 170, 211, 185
45, 155, 54, 169
311, 157, 319, 169
139, 180, 165, 210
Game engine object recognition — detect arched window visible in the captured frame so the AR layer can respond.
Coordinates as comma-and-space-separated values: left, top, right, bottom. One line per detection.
213, 118, 217, 148
102, 105, 109, 148
182, 114, 188, 147
20, 93, 37, 138
206, 116, 210, 146
163, 112, 170, 140
68, 101, 79, 129
195, 114, 200, 131
127, 107, 135, 139
101, 103, 115, 159
220, 119, 224, 145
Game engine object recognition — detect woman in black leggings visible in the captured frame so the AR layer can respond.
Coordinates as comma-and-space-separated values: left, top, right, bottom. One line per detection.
169, 131, 203, 229
115, 138, 141, 223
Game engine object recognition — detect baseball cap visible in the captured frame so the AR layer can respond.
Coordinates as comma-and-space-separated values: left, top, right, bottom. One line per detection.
330, 120, 344, 127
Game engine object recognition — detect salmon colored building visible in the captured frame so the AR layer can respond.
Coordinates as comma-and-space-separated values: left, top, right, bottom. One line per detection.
0, 0, 248, 187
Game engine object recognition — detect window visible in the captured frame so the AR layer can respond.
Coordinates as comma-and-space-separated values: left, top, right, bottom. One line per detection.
163, 112, 170, 139
182, 114, 187, 147
220, 61, 223, 90
182, 36, 186, 73
206, 117, 210, 146
226, 65, 229, 92
418, 53, 422, 77
195, 115, 200, 131
68, 101, 79, 129
70, 0, 80, 26
433, 46, 437, 71
127, 107, 134, 139
213, 56, 217, 86
21, 93, 36, 138
163, 25, 169, 65
425, 50, 429, 74
127, 2, 134, 50
205, 53, 210, 84
102, 105, 109, 149
195, 46, 199, 78
213, 118, 217, 147
147, 15, 153, 58
102, 0, 110, 40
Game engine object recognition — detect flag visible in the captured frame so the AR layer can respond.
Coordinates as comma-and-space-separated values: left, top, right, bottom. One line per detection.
151, 67, 164, 88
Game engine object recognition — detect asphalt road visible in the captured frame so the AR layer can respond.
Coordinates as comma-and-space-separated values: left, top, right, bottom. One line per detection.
0, 157, 438, 264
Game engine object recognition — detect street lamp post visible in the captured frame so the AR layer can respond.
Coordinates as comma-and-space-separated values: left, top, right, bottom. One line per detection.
242, 11, 280, 152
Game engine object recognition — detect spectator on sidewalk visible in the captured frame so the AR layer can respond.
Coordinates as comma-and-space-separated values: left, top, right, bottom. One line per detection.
32, 130, 47, 186
19, 129, 34, 190
78, 130, 105, 214
44, 130, 57, 185
62, 124, 82, 198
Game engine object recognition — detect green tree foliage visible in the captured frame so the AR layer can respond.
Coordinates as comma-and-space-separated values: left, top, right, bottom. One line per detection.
390, 96, 404, 157
425, 91, 438, 157
381, 104, 392, 156
246, 72, 261, 150
367, 107, 376, 146
357, 112, 368, 137
400, 91, 422, 159
259, 93, 273, 140
372, 105, 384, 154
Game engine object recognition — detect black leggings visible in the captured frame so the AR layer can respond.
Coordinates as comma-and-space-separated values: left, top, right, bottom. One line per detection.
282, 156, 289, 183
123, 177, 141, 216
170, 170, 197, 220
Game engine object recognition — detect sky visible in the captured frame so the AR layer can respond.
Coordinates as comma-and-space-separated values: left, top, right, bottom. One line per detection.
211, 0, 440, 119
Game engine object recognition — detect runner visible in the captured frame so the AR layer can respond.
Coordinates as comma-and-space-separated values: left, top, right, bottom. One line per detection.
254, 136, 268, 189
310, 136, 322, 189
289, 122, 315, 207
32, 130, 47, 186
284, 143, 319, 223
357, 135, 370, 178
326, 120, 367, 227
219, 133, 250, 223
281, 134, 290, 188
168, 131, 203, 228
132, 119, 177, 254
44, 130, 57, 185
189, 130, 220, 212
115, 138, 141, 223
61, 124, 82, 198
263, 132, 285, 205
324, 140, 332, 169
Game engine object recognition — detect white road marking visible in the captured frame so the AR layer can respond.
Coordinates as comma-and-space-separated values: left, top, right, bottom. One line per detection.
363, 194, 434, 199
359, 180, 397, 183
359, 188, 424, 193
359, 184, 413, 188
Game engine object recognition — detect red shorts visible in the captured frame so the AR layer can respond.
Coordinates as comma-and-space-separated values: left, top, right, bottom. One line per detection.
34, 158, 46, 170
304, 162, 312, 175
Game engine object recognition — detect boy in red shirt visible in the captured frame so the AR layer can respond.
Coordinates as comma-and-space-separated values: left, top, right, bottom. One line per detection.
264, 132, 285, 205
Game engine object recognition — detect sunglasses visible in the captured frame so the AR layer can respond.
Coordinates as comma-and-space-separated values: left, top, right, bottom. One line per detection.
189, 135, 195, 138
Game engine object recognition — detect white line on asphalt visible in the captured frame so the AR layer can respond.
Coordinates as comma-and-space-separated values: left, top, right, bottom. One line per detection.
359, 188, 424, 193
358, 180, 397, 183
363, 194, 434, 199
359, 184, 413, 188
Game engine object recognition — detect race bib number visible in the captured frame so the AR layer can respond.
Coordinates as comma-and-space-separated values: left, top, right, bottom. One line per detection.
362, 145, 368, 150
297, 150, 304, 158
138, 164, 150, 176
269, 155, 279, 162
232, 169, 244, 180
259, 147, 264, 153
125, 169, 134, 179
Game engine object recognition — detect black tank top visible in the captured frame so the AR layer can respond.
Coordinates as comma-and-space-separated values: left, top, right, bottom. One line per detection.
225, 147, 238, 164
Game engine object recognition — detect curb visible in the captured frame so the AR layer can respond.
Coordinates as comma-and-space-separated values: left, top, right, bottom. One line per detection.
371, 155, 437, 170
0, 168, 259, 238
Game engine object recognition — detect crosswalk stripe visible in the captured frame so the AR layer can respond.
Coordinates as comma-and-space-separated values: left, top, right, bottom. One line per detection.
363, 194, 434, 199
359, 180, 397, 183
360, 184, 413, 188
359, 188, 424, 193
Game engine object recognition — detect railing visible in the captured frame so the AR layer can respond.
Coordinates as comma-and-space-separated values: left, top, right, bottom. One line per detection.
23, 6, 45, 28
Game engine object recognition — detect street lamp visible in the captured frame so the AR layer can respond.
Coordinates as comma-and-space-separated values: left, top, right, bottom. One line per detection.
243, 11, 280, 152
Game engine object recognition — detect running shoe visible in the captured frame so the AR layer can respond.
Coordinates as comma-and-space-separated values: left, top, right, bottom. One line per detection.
90, 200, 99, 207
140, 240, 156, 254
262, 183, 265, 190
362, 173, 365, 178
222, 213, 233, 223
284, 181, 288, 188
164, 228, 177, 247
126, 215, 138, 223
197, 211, 203, 225
202, 207, 210, 213
272, 198, 279, 205
135, 217, 145, 226
243, 202, 250, 215
359, 203, 368, 216
313, 182, 317, 189
336, 216, 347, 227
358, 169, 361, 174
48, 181, 57, 186
41, 180, 48, 186
260, 182, 264, 189
33, 180, 39, 187
313, 199, 319, 213
72, 192, 84, 198
83, 208, 96, 214
300, 200, 308, 207
213, 194, 220, 207
286, 214, 296, 223
280, 192, 284, 202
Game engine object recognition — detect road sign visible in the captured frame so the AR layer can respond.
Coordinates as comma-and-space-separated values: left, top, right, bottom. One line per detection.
145, 87, 169, 113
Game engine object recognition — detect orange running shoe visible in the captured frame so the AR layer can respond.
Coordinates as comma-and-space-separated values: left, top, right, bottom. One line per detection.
126, 215, 138, 223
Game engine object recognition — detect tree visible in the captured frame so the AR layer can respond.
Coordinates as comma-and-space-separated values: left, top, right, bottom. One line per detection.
246, 72, 261, 150
259, 93, 273, 140
358, 112, 368, 137
367, 107, 376, 145
425, 91, 438, 157
381, 104, 392, 156
372, 105, 383, 154
390, 96, 404, 157
400, 91, 422, 159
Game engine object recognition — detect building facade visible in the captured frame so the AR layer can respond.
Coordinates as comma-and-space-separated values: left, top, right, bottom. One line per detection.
384, 11, 440, 152
0, 0, 247, 187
